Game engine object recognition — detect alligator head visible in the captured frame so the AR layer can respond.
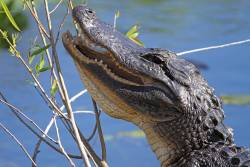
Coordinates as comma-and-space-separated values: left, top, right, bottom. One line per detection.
63, 5, 237, 167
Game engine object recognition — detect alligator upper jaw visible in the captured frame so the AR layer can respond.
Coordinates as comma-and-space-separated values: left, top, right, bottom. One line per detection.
62, 30, 147, 86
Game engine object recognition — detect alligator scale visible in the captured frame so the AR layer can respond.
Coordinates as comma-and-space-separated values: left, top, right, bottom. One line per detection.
62, 5, 250, 167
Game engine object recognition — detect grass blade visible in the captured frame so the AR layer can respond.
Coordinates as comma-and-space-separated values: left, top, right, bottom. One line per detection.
39, 66, 51, 72
31, 44, 51, 57
0, 0, 20, 31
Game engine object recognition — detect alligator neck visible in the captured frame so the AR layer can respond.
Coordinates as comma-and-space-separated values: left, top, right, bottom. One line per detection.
132, 116, 181, 167
132, 109, 234, 167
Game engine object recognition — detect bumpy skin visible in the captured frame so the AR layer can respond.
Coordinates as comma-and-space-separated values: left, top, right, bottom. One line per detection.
62, 5, 250, 167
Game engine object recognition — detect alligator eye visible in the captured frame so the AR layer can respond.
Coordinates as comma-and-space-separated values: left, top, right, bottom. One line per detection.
85, 8, 96, 19
142, 54, 164, 65
87, 10, 93, 13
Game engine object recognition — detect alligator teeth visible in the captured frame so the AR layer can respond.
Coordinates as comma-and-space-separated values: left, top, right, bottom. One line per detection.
76, 53, 141, 86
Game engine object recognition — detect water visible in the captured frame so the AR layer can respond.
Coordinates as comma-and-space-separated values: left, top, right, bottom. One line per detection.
0, 0, 250, 166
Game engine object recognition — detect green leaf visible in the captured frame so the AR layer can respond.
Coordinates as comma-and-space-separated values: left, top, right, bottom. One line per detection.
221, 95, 250, 105
130, 37, 144, 46
28, 52, 36, 64
11, 33, 19, 46
126, 24, 144, 47
38, 54, 45, 70
0, 0, 21, 31
28, 45, 42, 64
50, 79, 58, 96
39, 66, 51, 72
35, 64, 40, 77
126, 25, 139, 38
128, 32, 139, 39
0, 29, 8, 39
34, 54, 45, 77
35, 64, 39, 71
31, 44, 51, 57
8, 46, 15, 56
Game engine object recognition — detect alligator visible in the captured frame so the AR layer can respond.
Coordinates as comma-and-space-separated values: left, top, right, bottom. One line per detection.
62, 5, 250, 167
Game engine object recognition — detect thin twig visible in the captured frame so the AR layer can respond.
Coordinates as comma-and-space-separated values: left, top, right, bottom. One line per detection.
24, 1, 49, 38
67, 0, 74, 10
54, 116, 76, 167
0, 92, 81, 161
0, 92, 57, 143
49, 0, 63, 14
55, 0, 71, 45
32, 115, 56, 166
31, 114, 81, 166
55, 7, 69, 45
0, 122, 37, 167
177, 38, 250, 56
73, 110, 95, 115
76, 127, 101, 167
28, 0, 66, 104
92, 99, 107, 162
0, 29, 65, 117
63, 111, 95, 116
60, 89, 88, 111
19, 55, 65, 117
87, 121, 98, 142
43, 0, 91, 166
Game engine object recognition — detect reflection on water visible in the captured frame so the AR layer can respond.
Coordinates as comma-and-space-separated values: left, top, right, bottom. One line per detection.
0, 0, 250, 167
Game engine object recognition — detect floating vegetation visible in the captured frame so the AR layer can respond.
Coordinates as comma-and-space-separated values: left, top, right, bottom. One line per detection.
221, 95, 250, 106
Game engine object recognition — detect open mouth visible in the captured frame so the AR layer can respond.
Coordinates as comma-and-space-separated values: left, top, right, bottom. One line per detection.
63, 24, 145, 86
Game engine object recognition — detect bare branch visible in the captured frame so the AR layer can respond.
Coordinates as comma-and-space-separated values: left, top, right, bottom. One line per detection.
2, 1, 104, 167
27, 0, 68, 107
0, 29, 65, 117
177, 38, 250, 56
54, 116, 76, 167
55, 2, 70, 44
87, 121, 98, 142
0, 92, 81, 161
0, 122, 37, 167
32, 115, 56, 166
76, 127, 101, 167
92, 99, 107, 162
32, 115, 81, 166
60, 89, 88, 111
67, 0, 74, 10
43, 0, 91, 166
0, 92, 57, 143
49, 0, 63, 14
72, 110, 95, 115
24, 1, 49, 38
